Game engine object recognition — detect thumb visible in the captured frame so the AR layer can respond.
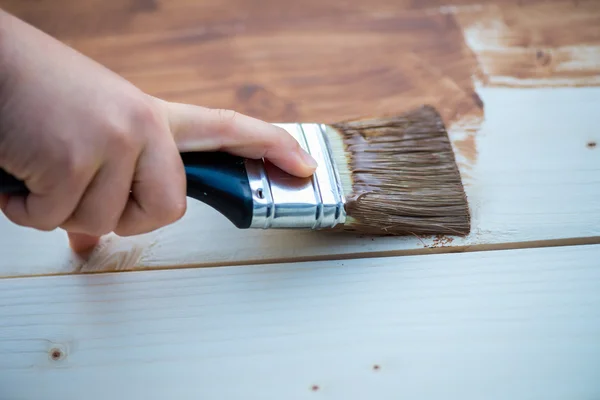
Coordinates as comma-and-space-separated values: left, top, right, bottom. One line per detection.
67, 231, 99, 255
162, 101, 318, 177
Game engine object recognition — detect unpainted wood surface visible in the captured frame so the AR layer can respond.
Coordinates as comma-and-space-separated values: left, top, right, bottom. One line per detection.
2, 84, 599, 277
1, 244, 600, 399
0, 0, 598, 277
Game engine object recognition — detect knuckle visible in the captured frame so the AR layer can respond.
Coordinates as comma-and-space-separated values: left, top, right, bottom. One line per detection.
61, 153, 81, 180
84, 220, 114, 237
113, 227, 133, 237
51, 148, 87, 186
30, 219, 60, 232
112, 217, 136, 236
154, 195, 187, 226
62, 207, 120, 237
114, 220, 144, 237
109, 129, 139, 158
130, 96, 163, 130
35, 147, 81, 194
169, 198, 187, 222
106, 95, 163, 153
66, 221, 112, 237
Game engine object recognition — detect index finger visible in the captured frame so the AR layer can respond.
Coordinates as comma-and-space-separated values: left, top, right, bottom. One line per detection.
162, 101, 318, 178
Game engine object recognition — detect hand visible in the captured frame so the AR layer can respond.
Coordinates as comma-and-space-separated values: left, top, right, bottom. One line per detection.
0, 10, 317, 254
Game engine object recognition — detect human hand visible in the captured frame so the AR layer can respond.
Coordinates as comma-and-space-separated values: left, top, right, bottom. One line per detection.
0, 10, 317, 254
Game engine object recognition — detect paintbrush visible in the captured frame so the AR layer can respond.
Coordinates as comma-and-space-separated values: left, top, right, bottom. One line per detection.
0, 104, 470, 236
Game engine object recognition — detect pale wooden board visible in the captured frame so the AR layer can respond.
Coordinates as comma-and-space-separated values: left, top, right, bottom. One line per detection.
1, 85, 599, 277
1, 244, 599, 399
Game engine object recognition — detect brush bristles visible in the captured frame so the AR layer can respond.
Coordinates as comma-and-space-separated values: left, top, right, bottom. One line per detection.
324, 105, 471, 236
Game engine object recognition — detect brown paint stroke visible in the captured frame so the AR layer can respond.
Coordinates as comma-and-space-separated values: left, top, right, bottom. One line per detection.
453, 0, 600, 87
59, 7, 486, 168
454, 132, 477, 164
58, 9, 485, 124
1, 0, 537, 40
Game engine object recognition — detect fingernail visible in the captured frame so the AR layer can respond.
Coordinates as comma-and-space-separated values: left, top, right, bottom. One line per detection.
300, 149, 318, 169
67, 232, 100, 256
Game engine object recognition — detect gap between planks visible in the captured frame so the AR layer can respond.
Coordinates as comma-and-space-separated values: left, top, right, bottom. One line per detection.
1, 236, 599, 281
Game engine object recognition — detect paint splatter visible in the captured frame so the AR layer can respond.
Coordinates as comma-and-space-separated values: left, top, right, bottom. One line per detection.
423, 235, 456, 248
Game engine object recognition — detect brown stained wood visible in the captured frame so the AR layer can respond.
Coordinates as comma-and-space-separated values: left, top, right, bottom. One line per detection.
0, 0, 550, 40
453, 0, 600, 86
1, 0, 485, 127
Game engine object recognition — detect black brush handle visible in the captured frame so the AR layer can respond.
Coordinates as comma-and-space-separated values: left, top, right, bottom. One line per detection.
0, 151, 254, 229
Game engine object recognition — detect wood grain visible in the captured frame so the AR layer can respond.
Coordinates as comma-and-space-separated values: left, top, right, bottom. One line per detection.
1, 85, 598, 277
2, 0, 485, 125
1, 244, 600, 399
0, 0, 599, 278
0, 0, 553, 40
454, 0, 600, 86
0, 2, 599, 397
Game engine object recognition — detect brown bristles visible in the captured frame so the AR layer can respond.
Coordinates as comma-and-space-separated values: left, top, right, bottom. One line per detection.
324, 105, 471, 236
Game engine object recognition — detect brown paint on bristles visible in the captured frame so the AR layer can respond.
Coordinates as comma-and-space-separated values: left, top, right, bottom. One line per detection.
326, 105, 471, 237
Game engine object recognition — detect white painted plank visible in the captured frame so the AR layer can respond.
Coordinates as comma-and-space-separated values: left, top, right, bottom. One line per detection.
1, 85, 598, 277
1, 244, 599, 399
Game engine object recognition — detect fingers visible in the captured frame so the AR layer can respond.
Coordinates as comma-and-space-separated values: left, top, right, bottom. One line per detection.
59, 153, 136, 236
0, 97, 316, 249
164, 102, 318, 178
114, 135, 187, 237
67, 232, 100, 255
0, 157, 91, 232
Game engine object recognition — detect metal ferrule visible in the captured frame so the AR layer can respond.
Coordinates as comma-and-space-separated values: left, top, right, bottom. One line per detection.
245, 123, 346, 229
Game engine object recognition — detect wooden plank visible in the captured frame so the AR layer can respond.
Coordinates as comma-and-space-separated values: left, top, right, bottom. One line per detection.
1, 85, 598, 277
1, 244, 600, 399
0, 0, 552, 41
1, 1, 599, 277
51, 5, 484, 126
452, 0, 600, 87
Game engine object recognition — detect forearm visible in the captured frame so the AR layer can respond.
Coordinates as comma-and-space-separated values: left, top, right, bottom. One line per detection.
0, 9, 10, 96
0, 8, 13, 154
0, 9, 17, 114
